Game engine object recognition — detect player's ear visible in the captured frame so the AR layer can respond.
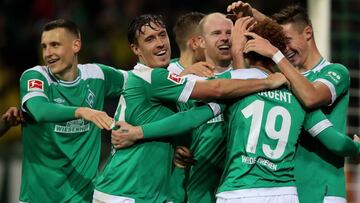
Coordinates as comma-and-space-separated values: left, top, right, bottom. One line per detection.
198, 36, 206, 49
73, 39, 81, 54
188, 37, 198, 50
130, 43, 141, 56
304, 25, 313, 41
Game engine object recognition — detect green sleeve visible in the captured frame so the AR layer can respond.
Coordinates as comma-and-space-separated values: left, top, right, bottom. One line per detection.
316, 127, 360, 156
142, 105, 215, 139
96, 64, 127, 98
25, 97, 77, 123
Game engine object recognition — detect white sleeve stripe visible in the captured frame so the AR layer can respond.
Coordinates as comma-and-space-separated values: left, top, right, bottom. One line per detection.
21, 92, 49, 112
207, 102, 221, 116
178, 80, 196, 103
117, 95, 126, 121
314, 78, 337, 106
308, 119, 333, 137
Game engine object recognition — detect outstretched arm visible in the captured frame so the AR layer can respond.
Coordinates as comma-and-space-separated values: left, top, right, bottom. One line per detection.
316, 127, 360, 157
25, 97, 113, 130
190, 73, 287, 100
111, 103, 222, 148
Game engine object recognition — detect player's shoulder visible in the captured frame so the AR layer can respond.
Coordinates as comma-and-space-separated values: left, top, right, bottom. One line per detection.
318, 61, 349, 76
20, 65, 52, 85
78, 63, 105, 80
230, 68, 268, 79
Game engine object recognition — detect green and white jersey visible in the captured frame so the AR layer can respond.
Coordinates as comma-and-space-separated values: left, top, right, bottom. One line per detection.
295, 58, 350, 200
167, 58, 184, 75
19, 64, 126, 203
168, 59, 234, 203
217, 69, 333, 197
95, 63, 196, 203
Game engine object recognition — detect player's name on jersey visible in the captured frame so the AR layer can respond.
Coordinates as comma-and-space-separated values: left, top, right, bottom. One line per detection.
241, 155, 278, 171
54, 119, 90, 133
257, 90, 293, 104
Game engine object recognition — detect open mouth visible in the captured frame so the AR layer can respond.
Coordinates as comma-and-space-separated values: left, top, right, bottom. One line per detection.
47, 58, 59, 65
285, 51, 296, 60
218, 44, 230, 51
155, 50, 167, 56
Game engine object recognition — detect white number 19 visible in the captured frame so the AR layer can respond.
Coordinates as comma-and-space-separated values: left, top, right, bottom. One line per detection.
241, 100, 291, 159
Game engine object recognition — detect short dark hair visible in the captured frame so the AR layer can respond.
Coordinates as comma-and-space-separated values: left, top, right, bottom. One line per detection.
271, 4, 312, 32
244, 19, 287, 67
173, 12, 205, 51
127, 14, 166, 45
43, 19, 81, 38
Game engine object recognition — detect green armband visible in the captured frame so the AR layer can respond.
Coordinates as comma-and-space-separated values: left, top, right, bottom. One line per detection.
26, 97, 77, 122
142, 104, 215, 139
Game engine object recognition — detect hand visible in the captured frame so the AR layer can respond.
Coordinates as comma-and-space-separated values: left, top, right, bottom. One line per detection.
352, 134, 360, 163
353, 134, 360, 143
75, 107, 113, 130
180, 62, 215, 78
111, 121, 143, 149
1, 107, 24, 126
266, 73, 289, 89
173, 146, 197, 168
243, 32, 278, 58
227, 1, 253, 19
231, 16, 256, 57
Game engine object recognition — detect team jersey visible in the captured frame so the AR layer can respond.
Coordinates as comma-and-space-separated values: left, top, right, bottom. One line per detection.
19, 64, 126, 202
94, 63, 196, 203
217, 69, 333, 197
294, 58, 350, 202
168, 60, 263, 203
168, 59, 228, 203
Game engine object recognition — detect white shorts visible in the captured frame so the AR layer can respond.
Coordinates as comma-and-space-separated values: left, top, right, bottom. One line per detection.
93, 190, 135, 203
216, 186, 299, 203
323, 196, 346, 203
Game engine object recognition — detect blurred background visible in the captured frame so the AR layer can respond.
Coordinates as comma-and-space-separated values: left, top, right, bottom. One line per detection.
0, 0, 359, 202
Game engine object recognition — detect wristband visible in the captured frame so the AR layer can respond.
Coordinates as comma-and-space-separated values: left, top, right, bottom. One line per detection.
272, 50, 285, 64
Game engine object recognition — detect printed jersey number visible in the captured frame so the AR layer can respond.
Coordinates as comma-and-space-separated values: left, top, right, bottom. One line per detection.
241, 100, 291, 159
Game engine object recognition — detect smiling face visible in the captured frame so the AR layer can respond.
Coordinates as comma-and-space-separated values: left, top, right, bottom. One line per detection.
131, 22, 171, 68
282, 22, 311, 68
200, 13, 233, 67
41, 28, 80, 77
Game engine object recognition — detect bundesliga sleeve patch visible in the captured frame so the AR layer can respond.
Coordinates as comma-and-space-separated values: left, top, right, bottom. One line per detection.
27, 79, 44, 91
167, 73, 185, 84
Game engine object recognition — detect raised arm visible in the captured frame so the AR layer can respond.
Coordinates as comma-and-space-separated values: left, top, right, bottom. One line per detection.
242, 31, 335, 108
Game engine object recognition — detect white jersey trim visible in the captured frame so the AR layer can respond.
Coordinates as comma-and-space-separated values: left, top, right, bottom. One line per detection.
93, 190, 135, 203
79, 64, 105, 80
307, 119, 333, 137
21, 92, 49, 112
230, 68, 268, 79
20, 65, 54, 85
323, 196, 346, 203
178, 79, 196, 103
117, 95, 127, 121
314, 78, 337, 106
167, 61, 184, 75
216, 186, 297, 199
132, 63, 152, 84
